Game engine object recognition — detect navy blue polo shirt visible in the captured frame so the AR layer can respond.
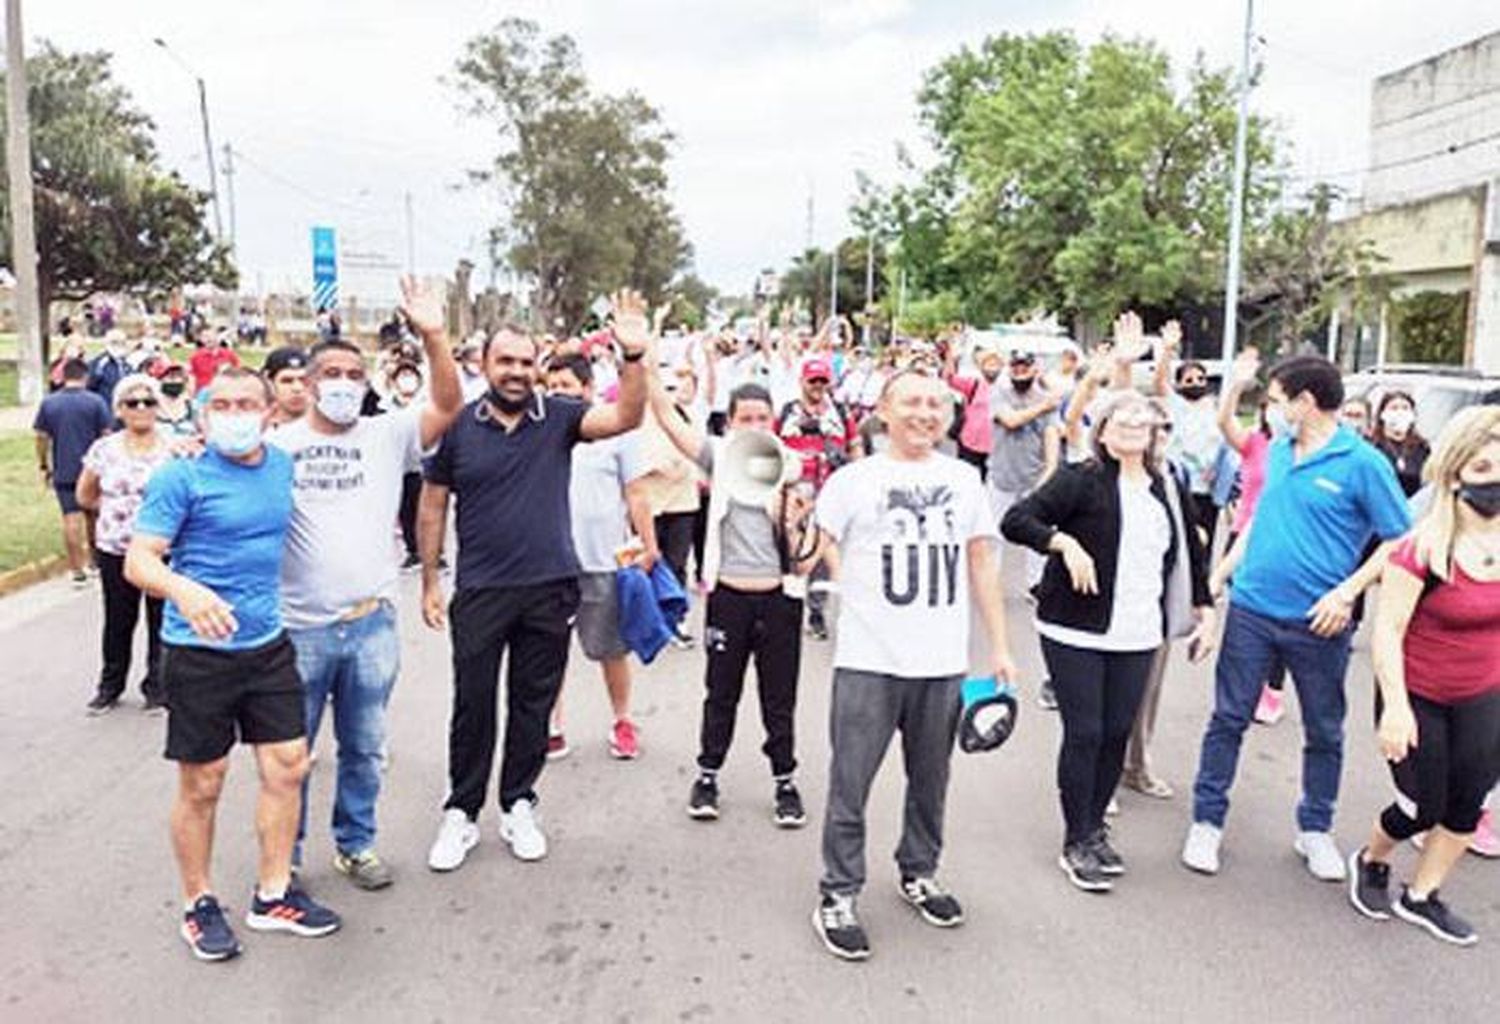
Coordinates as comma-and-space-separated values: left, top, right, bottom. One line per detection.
1232, 425, 1411, 621
425, 395, 588, 590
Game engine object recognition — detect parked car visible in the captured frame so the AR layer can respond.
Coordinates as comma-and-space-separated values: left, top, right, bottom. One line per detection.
1343, 364, 1500, 441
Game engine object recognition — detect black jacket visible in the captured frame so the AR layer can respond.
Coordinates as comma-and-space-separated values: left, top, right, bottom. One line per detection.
1001, 459, 1211, 635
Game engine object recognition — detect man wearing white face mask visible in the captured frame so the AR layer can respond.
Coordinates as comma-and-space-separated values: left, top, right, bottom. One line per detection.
268, 277, 462, 891
127, 366, 340, 961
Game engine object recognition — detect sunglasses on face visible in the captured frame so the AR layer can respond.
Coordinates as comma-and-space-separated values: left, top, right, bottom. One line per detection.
121, 397, 158, 410
806, 377, 830, 386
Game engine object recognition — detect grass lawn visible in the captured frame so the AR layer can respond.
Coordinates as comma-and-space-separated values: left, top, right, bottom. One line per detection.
0, 430, 65, 573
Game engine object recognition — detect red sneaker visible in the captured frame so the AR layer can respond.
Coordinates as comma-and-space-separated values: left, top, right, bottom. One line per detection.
609, 719, 640, 760
546, 732, 570, 761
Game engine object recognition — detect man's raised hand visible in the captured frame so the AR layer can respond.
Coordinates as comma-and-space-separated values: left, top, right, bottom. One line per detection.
399, 274, 446, 338
610, 289, 653, 358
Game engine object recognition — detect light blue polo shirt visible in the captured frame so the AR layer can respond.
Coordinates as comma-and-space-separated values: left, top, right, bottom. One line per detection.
1231, 425, 1410, 621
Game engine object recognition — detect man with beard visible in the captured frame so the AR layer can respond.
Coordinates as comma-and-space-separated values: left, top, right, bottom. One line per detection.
988, 349, 1059, 589
421, 291, 652, 872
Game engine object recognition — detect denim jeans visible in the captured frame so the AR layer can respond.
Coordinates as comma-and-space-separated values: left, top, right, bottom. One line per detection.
290, 603, 400, 860
1191, 602, 1352, 833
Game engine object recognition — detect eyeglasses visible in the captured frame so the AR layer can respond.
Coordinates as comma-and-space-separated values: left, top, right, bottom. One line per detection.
120, 397, 158, 410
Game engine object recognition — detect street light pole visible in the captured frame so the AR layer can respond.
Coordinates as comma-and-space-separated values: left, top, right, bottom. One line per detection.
5, 0, 43, 403
1221, 0, 1254, 362
154, 38, 222, 242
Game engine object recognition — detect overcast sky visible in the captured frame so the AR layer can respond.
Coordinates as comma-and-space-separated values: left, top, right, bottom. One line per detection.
21, 1, 1500, 301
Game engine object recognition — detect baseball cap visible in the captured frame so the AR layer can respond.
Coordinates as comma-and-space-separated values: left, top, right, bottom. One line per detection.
1008, 349, 1036, 365
263, 346, 309, 379
150, 360, 186, 379
801, 358, 832, 381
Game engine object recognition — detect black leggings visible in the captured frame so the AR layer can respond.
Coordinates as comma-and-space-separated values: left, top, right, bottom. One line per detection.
655, 511, 697, 590
1378, 689, 1500, 839
399, 471, 421, 558
1040, 637, 1156, 846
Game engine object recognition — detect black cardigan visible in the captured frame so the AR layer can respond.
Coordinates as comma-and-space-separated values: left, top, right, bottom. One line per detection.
1001, 459, 1211, 635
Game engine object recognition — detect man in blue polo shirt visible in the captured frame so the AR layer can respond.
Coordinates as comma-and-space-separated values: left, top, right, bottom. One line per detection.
420, 289, 654, 873
127, 366, 340, 962
1182, 355, 1410, 882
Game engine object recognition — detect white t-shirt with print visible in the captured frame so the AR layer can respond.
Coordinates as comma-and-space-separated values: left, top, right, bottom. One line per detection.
816, 451, 998, 679
270, 408, 424, 629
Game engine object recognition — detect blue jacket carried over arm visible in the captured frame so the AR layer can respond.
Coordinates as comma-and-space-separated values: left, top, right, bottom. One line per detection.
616, 562, 689, 665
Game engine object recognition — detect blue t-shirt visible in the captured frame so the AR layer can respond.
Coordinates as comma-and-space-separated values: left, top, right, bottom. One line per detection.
424, 396, 587, 590
134, 447, 294, 650
33, 388, 112, 484
1232, 426, 1411, 621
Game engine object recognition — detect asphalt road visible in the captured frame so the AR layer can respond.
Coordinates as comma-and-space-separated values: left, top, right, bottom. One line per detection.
0, 564, 1492, 1023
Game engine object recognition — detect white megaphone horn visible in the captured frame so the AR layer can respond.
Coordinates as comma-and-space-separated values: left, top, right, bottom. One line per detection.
722, 430, 802, 506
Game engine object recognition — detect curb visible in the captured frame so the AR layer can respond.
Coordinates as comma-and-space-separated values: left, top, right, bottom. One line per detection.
0, 555, 69, 598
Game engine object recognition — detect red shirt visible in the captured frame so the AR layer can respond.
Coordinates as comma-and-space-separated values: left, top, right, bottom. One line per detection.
189, 346, 241, 391
1389, 537, 1500, 704
777, 398, 857, 489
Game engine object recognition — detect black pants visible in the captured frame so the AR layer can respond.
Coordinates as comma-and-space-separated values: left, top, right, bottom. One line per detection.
655, 511, 697, 590
445, 580, 579, 816
1378, 689, 1500, 839
690, 494, 708, 584
1190, 490, 1218, 560
96, 549, 164, 702
957, 444, 988, 483
399, 471, 422, 558
699, 585, 803, 777
1041, 637, 1156, 845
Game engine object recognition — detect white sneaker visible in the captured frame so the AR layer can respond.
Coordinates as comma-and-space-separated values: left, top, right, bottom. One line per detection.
427, 809, 480, 872
1182, 822, 1223, 875
1295, 831, 1347, 882
499, 798, 548, 862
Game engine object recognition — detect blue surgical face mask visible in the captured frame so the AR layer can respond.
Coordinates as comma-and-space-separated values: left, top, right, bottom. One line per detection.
316, 379, 364, 425
206, 412, 264, 457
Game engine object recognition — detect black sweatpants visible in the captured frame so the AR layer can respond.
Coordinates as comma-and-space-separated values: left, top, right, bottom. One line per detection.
1378, 689, 1500, 839
398, 471, 422, 559
96, 549, 164, 703
445, 580, 579, 817
1041, 637, 1156, 845
656, 510, 697, 590
698, 584, 803, 777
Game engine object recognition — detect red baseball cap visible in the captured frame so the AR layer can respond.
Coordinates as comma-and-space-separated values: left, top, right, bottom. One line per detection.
802, 358, 832, 381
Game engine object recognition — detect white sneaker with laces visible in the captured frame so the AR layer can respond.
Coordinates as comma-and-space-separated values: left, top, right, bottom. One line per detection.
499, 798, 548, 862
1182, 822, 1223, 875
1295, 830, 1347, 881
427, 809, 480, 872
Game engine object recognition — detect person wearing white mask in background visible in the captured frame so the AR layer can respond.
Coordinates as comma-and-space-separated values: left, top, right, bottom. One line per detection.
1370, 391, 1430, 499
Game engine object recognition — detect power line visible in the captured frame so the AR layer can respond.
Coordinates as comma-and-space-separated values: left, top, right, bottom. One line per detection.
1283, 127, 1500, 185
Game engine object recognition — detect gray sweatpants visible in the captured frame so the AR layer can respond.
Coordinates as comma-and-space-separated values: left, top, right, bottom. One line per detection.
820, 669, 963, 896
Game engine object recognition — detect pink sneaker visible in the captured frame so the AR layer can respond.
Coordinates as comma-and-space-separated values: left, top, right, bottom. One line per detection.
1470, 809, 1499, 859
1253, 685, 1284, 726
609, 719, 640, 760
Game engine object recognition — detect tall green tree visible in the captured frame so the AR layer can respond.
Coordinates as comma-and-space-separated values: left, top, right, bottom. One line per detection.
454, 19, 691, 331
0, 44, 235, 353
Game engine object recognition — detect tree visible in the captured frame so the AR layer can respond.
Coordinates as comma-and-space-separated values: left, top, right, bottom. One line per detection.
856, 32, 1279, 334
663, 273, 718, 329
453, 19, 691, 331
0, 44, 235, 353
1389, 290, 1466, 365
1241, 184, 1386, 356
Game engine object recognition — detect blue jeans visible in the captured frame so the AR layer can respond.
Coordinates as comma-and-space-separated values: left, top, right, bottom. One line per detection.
1191, 602, 1352, 833
290, 604, 400, 860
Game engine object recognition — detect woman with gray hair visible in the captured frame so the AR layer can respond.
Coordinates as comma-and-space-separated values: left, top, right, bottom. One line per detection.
1003, 389, 1216, 892
75, 373, 174, 714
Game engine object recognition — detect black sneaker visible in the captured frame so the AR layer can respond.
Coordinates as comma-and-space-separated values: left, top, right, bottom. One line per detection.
898, 875, 965, 928
670, 626, 697, 650
142, 693, 168, 714
687, 774, 720, 821
1347, 848, 1391, 921
1088, 829, 1126, 877
1037, 679, 1058, 711
814, 893, 871, 961
400, 552, 421, 573
180, 894, 242, 962
1392, 887, 1477, 946
1058, 842, 1113, 893
85, 693, 119, 716
773, 780, 806, 829
244, 886, 341, 937
807, 610, 829, 641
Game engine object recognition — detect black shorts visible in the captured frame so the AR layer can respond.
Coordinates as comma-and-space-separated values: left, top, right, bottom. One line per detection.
163, 633, 306, 763
55, 483, 81, 515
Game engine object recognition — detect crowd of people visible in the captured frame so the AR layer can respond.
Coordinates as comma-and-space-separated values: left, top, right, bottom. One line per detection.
28, 283, 1499, 963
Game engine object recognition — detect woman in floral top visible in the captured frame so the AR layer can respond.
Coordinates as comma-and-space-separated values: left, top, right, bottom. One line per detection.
76, 373, 175, 714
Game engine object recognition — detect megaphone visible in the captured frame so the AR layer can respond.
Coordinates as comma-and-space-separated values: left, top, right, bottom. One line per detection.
722, 429, 802, 506
958, 676, 1019, 754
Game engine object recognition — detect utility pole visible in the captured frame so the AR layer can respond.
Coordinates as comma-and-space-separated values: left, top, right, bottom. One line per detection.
154, 38, 222, 241
1221, 0, 1254, 362
404, 191, 415, 275
5, 0, 43, 403
221, 143, 236, 248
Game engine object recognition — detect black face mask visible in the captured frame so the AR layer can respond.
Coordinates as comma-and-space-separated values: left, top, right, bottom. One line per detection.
1178, 384, 1209, 402
1459, 481, 1500, 519
487, 386, 530, 415
1011, 377, 1034, 393
161, 381, 186, 398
